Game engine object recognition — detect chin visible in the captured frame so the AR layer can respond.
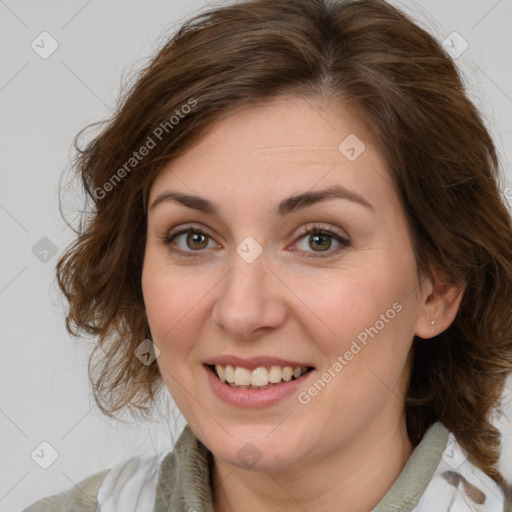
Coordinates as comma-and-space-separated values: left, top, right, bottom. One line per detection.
205, 427, 310, 472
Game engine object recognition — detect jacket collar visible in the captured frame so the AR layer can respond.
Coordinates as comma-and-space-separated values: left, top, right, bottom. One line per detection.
153, 422, 506, 512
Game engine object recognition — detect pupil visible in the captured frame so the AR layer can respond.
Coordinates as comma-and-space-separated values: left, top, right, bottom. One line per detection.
188, 233, 208, 250
310, 234, 331, 251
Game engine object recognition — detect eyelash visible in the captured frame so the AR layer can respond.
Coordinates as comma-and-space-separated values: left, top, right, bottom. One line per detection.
160, 223, 350, 259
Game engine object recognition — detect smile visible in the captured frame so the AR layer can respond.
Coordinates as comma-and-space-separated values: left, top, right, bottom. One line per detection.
203, 358, 316, 408
209, 364, 312, 389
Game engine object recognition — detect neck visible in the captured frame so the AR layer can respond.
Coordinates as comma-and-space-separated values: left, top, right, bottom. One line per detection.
211, 416, 413, 512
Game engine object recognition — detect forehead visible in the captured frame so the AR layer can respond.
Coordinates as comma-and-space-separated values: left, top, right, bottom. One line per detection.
179, 95, 367, 160
149, 95, 394, 211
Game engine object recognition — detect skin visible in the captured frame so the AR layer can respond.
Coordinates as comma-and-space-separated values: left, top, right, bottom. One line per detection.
141, 95, 464, 512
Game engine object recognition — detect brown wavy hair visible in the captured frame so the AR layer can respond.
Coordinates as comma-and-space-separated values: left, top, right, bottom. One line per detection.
56, 0, 512, 483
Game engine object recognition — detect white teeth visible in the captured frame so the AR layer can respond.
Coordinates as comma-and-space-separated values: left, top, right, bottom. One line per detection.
215, 364, 225, 382
212, 364, 310, 388
268, 365, 282, 383
282, 366, 293, 381
224, 364, 235, 383
233, 366, 251, 385
251, 367, 269, 386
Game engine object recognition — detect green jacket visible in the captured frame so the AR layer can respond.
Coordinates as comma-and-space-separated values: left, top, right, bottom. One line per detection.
23, 422, 510, 511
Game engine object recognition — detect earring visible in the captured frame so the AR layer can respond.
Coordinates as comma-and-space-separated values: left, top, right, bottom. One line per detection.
431, 319, 436, 333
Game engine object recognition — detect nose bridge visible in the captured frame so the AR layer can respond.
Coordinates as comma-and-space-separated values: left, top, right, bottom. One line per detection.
212, 243, 286, 337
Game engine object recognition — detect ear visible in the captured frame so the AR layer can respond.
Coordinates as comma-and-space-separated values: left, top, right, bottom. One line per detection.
414, 269, 465, 340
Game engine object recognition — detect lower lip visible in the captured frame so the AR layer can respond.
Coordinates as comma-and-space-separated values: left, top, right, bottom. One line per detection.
204, 365, 314, 408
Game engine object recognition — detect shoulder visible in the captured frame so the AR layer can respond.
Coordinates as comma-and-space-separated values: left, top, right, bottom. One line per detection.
97, 451, 169, 511
22, 426, 206, 512
22, 451, 169, 512
414, 430, 508, 511
374, 423, 509, 511
22, 468, 110, 512
95, 427, 205, 511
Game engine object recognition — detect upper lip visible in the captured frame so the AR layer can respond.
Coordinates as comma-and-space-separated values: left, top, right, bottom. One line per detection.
203, 355, 314, 370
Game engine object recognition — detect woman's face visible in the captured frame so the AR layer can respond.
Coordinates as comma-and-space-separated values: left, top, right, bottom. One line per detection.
142, 95, 430, 471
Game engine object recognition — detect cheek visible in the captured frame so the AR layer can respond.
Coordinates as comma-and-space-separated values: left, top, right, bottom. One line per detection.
288, 257, 418, 394
290, 266, 404, 344
142, 259, 199, 351
142, 264, 206, 410
300, 276, 415, 423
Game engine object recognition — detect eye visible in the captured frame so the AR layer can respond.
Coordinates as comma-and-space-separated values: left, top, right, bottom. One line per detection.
161, 222, 350, 259
293, 224, 350, 257
162, 224, 220, 257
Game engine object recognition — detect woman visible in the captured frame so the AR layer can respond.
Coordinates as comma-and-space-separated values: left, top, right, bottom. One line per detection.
24, 0, 512, 510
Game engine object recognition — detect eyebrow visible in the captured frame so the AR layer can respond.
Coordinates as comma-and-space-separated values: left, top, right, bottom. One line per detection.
149, 184, 374, 216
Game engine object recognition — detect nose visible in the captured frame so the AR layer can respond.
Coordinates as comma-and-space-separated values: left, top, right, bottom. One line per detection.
211, 249, 287, 340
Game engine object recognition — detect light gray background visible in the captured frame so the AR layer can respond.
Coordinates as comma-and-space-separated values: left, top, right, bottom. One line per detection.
1, 1, 511, 511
